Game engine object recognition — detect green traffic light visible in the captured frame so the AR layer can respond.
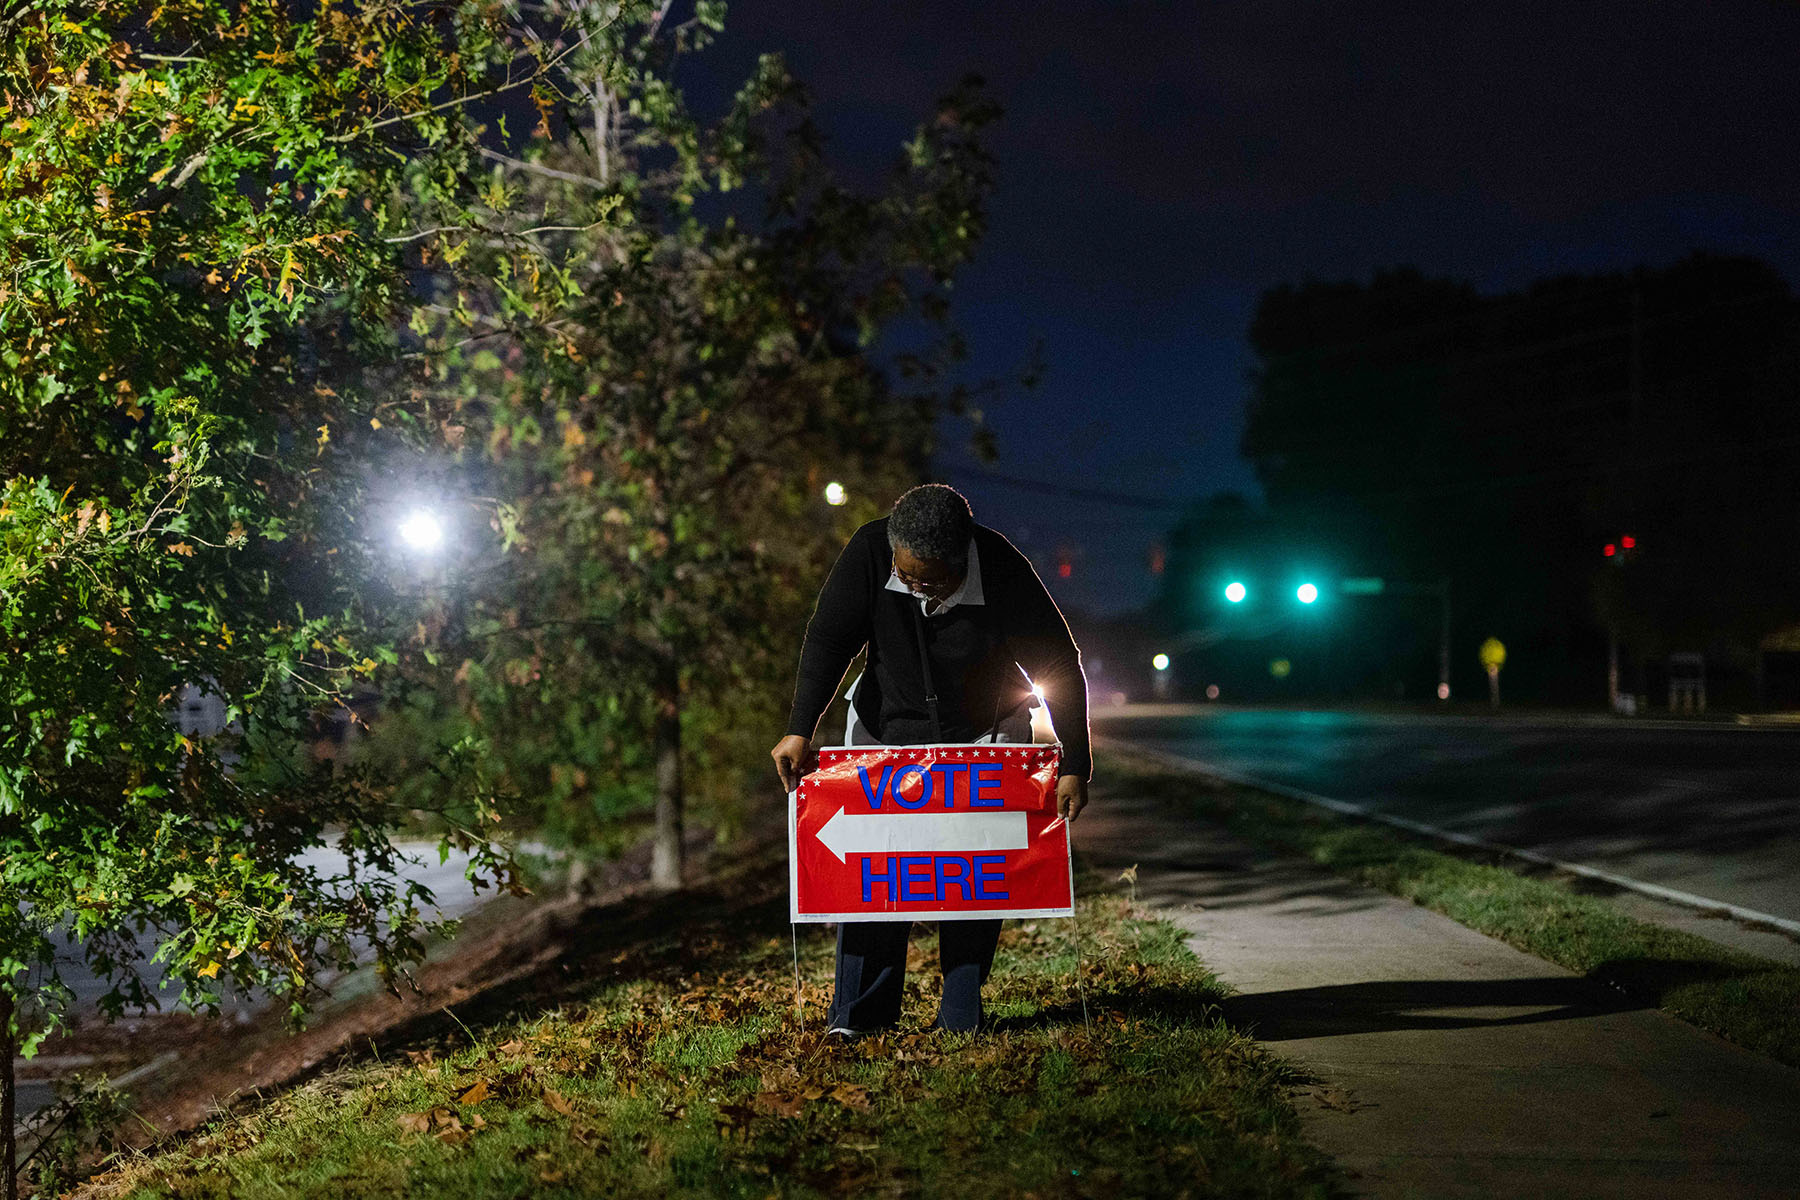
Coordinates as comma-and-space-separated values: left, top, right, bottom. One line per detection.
1224, 580, 1247, 603
1296, 582, 1319, 604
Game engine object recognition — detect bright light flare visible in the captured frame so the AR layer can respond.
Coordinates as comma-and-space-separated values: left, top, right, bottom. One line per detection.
1224, 580, 1247, 603
823, 481, 847, 506
397, 509, 445, 553
1296, 582, 1319, 604
1152, 653, 1171, 672
1031, 684, 1046, 701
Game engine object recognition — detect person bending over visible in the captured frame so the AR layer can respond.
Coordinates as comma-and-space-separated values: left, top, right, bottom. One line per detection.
771, 483, 1091, 1035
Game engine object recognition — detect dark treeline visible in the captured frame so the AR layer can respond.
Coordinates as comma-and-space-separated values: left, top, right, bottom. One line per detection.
1154, 253, 1800, 708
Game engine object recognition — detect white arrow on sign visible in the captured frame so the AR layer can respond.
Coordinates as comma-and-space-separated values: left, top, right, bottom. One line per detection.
814, 807, 1029, 864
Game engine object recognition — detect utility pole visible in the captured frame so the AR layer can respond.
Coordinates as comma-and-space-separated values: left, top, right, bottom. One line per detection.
1607, 631, 1620, 711
1437, 576, 1452, 702
1610, 288, 1643, 712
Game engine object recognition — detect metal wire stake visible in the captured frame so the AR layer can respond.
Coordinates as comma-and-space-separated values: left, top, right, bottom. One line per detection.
1068, 827, 1091, 1031
791, 922, 805, 1028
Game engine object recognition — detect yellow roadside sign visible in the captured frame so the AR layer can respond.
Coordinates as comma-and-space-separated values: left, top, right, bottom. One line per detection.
1479, 637, 1507, 672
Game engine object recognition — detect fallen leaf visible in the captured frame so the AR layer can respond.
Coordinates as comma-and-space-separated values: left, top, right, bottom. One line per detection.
713, 1101, 758, 1139
830, 1083, 871, 1111
542, 1087, 574, 1116
396, 1112, 431, 1135
456, 1080, 490, 1106
753, 1091, 805, 1118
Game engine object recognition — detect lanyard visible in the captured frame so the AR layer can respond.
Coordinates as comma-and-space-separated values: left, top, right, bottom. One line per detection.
908, 593, 1009, 744
909, 602, 945, 743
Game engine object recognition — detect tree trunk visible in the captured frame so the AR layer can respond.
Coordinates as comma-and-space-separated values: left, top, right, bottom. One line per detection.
2, 989, 16, 1200
650, 652, 684, 891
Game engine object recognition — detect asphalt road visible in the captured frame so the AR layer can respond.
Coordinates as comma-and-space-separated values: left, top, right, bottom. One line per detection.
1093, 705, 1800, 927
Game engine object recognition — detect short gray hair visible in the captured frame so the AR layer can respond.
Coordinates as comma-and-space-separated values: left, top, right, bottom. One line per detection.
888, 484, 974, 566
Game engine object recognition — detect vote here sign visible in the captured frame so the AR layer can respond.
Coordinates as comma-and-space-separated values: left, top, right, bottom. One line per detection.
789, 744, 1074, 923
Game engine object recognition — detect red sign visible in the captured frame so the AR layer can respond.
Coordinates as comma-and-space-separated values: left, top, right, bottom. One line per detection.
789, 744, 1074, 923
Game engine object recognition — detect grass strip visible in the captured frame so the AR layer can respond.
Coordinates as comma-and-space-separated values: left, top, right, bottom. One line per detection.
94, 856, 1338, 1199
1099, 752, 1800, 1069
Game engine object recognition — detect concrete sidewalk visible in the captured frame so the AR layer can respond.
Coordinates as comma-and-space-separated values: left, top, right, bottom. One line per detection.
1075, 762, 1800, 1199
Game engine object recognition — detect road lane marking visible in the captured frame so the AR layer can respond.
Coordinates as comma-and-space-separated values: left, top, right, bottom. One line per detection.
1110, 738, 1800, 940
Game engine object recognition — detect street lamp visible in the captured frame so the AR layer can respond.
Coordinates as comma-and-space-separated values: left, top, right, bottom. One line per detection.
823, 481, 847, 507
397, 508, 445, 554
1296, 582, 1319, 604
1152, 653, 1170, 671
1223, 580, 1247, 604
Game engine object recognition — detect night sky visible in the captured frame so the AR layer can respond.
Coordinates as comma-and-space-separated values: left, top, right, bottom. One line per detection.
715, 1, 1800, 616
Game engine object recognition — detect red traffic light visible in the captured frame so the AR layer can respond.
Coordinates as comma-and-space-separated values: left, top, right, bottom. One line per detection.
1603, 543, 1617, 557
1621, 535, 1636, 549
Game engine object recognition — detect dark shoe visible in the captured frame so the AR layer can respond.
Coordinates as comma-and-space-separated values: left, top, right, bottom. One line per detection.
824, 1022, 893, 1040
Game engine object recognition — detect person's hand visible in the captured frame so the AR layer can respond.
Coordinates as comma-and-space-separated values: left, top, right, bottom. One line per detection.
1056, 774, 1088, 822
771, 734, 815, 793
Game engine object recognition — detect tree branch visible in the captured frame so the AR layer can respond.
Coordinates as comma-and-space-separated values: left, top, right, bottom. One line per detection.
327, 17, 614, 144
476, 146, 609, 192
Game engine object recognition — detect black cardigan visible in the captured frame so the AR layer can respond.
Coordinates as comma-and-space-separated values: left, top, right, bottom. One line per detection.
785, 518, 1092, 780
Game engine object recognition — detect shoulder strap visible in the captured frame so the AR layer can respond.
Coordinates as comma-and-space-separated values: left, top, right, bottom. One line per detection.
909, 602, 944, 742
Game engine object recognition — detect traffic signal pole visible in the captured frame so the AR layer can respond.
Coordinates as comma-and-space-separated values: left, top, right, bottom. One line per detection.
1341, 576, 1452, 700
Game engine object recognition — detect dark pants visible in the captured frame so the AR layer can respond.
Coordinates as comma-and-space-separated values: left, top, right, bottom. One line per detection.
827, 917, 1003, 1033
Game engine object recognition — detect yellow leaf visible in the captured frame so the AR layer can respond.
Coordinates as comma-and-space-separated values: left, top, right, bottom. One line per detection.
166, 541, 195, 556
278, 248, 299, 302
369, 417, 382, 430
316, 424, 330, 453
456, 1080, 490, 1106
149, 163, 173, 184
196, 961, 220, 979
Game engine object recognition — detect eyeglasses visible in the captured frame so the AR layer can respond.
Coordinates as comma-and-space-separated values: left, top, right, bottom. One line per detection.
894, 562, 965, 598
